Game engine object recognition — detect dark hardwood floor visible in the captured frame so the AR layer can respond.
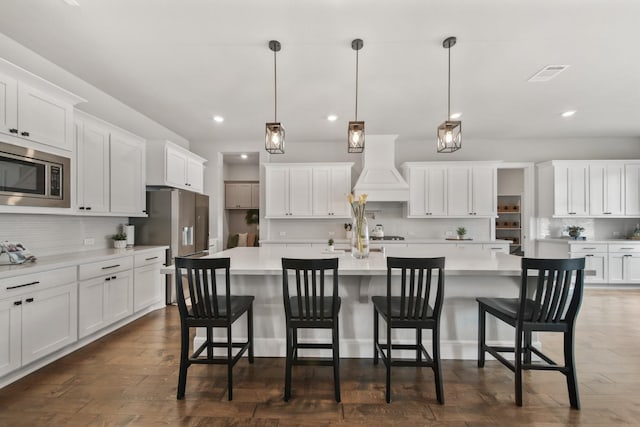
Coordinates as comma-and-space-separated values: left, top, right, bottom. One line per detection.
1, 288, 639, 426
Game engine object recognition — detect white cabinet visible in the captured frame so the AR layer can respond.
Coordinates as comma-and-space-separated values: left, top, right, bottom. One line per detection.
312, 165, 352, 217
447, 165, 496, 216
0, 62, 84, 152
404, 166, 447, 217
110, 130, 146, 215
589, 164, 624, 216
625, 163, 640, 216
133, 250, 164, 312
0, 266, 77, 375
538, 161, 589, 217
608, 245, 640, 284
75, 117, 110, 213
146, 140, 206, 193
78, 256, 134, 338
265, 165, 313, 218
570, 243, 608, 284
225, 182, 259, 209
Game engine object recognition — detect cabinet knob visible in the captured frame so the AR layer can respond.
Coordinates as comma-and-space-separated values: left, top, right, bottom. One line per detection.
13, 300, 22, 306
21, 131, 30, 137
79, 206, 85, 210
25, 297, 34, 303
9, 128, 18, 134
86, 207, 92, 211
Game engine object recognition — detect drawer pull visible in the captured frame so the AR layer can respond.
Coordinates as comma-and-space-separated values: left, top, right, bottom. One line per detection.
7, 281, 39, 290
585, 254, 594, 257
145, 256, 159, 261
112, 276, 117, 280
25, 298, 34, 303
101, 264, 121, 270
582, 247, 597, 250
620, 248, 634, 250
13, 300, 22, 306
105, 277, 111, 281
624, 254, 633, 257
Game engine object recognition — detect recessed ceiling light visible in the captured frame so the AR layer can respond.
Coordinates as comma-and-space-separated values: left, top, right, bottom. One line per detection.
561, 110, 576, 118
327, 114, 338, 122
62, 0, 80, 6
241, 154, 248, 159
213, 115, 224, 123
449, 112, 462, 119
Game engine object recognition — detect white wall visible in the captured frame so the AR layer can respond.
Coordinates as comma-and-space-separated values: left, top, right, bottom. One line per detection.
223, 163, 260, 181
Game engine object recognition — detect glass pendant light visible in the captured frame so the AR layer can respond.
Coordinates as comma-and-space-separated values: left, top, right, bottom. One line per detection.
437, 36, 462, 153
348, 38, 364, 153
266, 40, 285, 154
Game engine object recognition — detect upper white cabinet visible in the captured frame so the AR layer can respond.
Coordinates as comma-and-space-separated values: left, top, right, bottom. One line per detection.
75, 111, 147, 216
312, 165, 352, 217
146, 140, 206, 193
589, 163, 624, 216
538, 160, 639, 218
0, 59, 85, 152
265, 163, 352, 219
403, 165, 447, 217
402, 162, 497, 218
225, 182, 259, 209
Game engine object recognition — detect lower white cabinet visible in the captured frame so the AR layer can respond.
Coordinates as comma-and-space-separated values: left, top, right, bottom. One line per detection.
0, 267, 77, 377
608, 245, 640, 284
133, 251, 164, 312
78, 256, 134, 339
569, 243, 608, 284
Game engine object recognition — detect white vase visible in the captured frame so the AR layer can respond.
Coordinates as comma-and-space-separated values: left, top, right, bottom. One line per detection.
113, 240, 127, 249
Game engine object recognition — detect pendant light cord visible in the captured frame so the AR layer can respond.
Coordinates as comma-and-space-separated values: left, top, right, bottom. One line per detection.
447, 44, 451, 120
274, 49, 278, 122
355, 46, 359, 121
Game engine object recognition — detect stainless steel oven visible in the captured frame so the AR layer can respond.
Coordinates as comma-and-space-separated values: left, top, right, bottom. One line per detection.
0, 141, 70, 208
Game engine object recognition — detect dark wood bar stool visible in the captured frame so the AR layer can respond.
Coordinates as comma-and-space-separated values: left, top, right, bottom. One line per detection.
281, 257, 341, 402
174, 257, 254, 401
477, 257, 585, 409
372, 256, 446, 404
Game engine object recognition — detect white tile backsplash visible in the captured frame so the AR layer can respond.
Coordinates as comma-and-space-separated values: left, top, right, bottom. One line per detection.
0, 214, 128, 256
536, 217, 640, 240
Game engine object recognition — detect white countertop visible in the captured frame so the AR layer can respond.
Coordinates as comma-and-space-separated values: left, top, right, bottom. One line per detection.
164, 246, 522, 277
260, 238, 511, 245
0, 246, 168, 279
538, 238, 640, 244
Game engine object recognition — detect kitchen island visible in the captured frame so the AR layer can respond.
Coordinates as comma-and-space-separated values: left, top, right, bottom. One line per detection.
172, 245, 526, 360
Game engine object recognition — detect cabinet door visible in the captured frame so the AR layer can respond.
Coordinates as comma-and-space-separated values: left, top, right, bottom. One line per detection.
625, 164, 640, 216
134, 264, 162, 312
165, 145, 188, 189
225, 183, 252, 209
251, 183, 260, 208
408, 167, 427, 216
17, 83, 74, 151
589, 164, 624, 216
426, 167, 448, 216
76, 119, 110, 213
572, 253, 607, 283
312, 167, 331, 216
186, 157, 204, 193
447, 167, 472, 216
289, 167, 313, 216
608, 254, 625, 283
555, 165, 588, 216
106, 272, 134, 323
110, 132, 145, 215
265, 167, 289, 217
626, 255, 640, 283
21, 282, 78, 366
472, 167, 496, 216
0, 297, 21, 377
79, 277, 107, 338
329, 167, 351, 217
0, 73, 18, 136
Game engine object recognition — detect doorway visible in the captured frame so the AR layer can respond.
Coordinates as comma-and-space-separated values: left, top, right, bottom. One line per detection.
497, 163, 535, 256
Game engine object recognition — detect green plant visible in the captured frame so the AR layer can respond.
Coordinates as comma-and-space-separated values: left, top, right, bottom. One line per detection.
456, 227, 466, 237
567, 226, 584, 236
328, 238, 334, 246
113, 232, 127, 241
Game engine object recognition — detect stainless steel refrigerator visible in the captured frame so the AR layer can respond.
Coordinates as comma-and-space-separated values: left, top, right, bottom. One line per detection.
130, 188, 209, 303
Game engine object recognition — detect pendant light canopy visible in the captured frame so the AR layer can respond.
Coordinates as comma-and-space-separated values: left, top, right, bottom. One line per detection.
437, 36, 462, 153
348, 38, 364, 153
265, 40, 285, 154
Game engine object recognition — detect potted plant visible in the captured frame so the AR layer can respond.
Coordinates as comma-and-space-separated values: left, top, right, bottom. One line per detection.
456, 227, 467, 239
113, 232, 127, 249
567, 225, 585, 240
327, 238, 335, 252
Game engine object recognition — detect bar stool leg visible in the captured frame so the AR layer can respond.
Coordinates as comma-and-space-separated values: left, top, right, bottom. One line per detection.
177, 324, 189, 399
333, 317, 341, 402
284, 326, 292, 401
227, 323, 233, 401
515, 326, 523, 406
386, 319, 392, 403
433, 326, 444, 404
248, 304, 254, 363
565, 330, 580, 409
478, 306, 486, 368
373, 308, 379, 365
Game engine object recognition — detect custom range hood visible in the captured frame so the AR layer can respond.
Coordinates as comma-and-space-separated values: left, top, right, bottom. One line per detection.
352, 134, 409, 202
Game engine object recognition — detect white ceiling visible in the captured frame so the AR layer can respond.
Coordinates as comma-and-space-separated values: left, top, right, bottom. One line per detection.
1, 0, 639, 145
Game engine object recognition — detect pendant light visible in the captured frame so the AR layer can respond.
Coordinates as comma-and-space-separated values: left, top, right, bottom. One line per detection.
265, 40, 285, 154
348, 38, 364, 153
437, 36, 462, 153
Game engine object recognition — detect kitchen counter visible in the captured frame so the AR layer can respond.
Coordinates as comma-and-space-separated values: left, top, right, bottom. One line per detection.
0, 246, 168, 279
537, 238, 640, 244
178, 246, 525, 360
259, 238, 511, 245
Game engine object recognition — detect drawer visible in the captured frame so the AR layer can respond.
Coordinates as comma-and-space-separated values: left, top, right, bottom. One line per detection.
608, 244, 640, 253
134, 250, 165, 268
0, 266, 76, 299
79, 256, 133, 281
570, 243, 608, 253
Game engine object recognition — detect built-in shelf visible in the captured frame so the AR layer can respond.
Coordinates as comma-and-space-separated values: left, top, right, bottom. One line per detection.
497, 195, 523, 256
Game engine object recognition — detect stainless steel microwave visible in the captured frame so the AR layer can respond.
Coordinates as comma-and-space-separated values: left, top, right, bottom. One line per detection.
0, 141, 70, 208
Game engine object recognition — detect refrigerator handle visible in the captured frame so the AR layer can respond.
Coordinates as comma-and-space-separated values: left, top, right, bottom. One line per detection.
182, 226, 190, 246
188, 226, 194, 245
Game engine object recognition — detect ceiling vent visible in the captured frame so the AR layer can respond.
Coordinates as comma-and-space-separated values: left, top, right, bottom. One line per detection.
528, 65, 570, 82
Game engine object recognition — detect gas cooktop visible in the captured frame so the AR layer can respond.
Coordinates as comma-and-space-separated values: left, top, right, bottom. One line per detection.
370, 236, 405, 241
